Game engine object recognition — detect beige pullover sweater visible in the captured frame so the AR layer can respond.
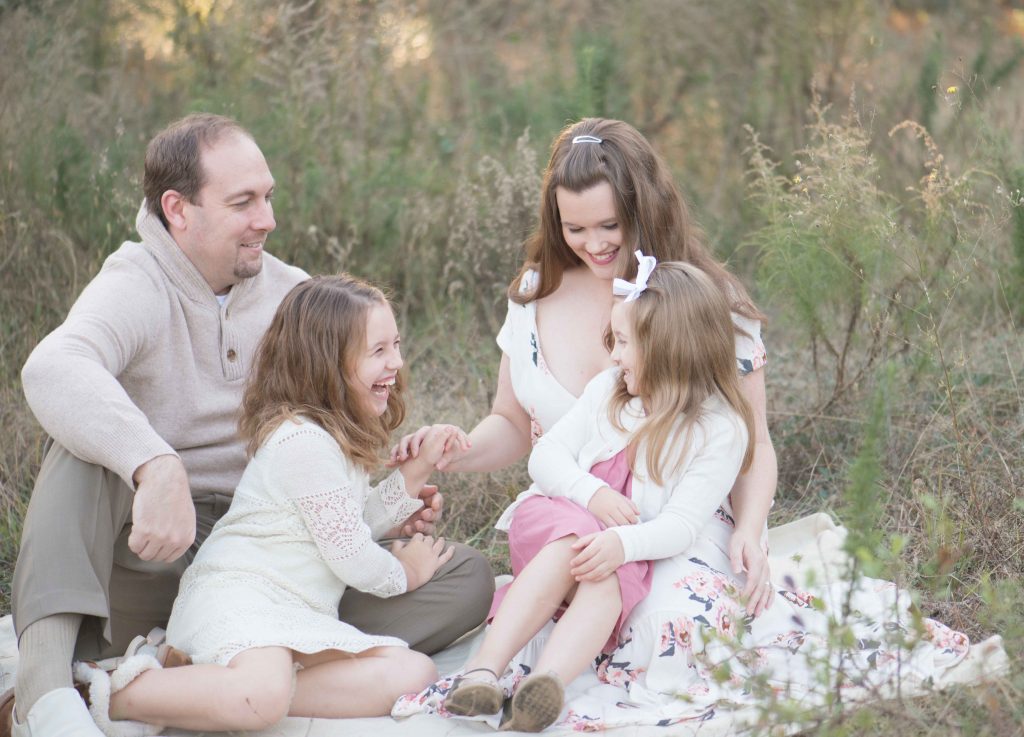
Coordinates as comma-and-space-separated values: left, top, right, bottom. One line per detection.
22, 205, 308, 497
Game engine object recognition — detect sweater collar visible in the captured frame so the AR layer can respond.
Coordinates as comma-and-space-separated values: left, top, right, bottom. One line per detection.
134, 202, 259, 307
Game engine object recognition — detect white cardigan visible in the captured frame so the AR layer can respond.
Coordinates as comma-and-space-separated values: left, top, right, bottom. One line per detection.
496, 368, 749, 565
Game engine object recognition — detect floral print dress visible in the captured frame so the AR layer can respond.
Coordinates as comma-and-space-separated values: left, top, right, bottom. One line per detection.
394, 272, 992, 733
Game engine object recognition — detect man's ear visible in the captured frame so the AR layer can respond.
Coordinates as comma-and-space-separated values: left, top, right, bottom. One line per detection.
161, 190, 189, 231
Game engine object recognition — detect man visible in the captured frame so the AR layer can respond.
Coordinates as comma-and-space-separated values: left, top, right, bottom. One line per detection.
3, 114, 492, 736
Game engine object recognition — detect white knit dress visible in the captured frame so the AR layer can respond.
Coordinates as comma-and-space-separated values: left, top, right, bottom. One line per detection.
166, 418, 424, 666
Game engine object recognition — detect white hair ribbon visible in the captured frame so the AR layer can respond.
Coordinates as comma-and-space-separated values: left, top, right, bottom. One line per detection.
612, 250, 657, 302
572, 135, 603, 144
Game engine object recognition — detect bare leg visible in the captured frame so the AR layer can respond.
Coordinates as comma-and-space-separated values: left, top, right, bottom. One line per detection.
535, 575, 621, 683
107, 647, 295, 731
291, 646, 437, 717
465, 538, 579, 677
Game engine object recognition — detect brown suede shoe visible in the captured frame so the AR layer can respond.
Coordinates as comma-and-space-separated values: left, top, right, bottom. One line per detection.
499, 672, 564, 733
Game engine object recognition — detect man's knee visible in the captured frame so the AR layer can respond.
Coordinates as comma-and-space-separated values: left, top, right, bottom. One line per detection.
442, 543, 495, 622
13, 442, 134, 637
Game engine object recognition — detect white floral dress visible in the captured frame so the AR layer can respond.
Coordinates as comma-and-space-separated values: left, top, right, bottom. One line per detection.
167, 418, 424, 666
393, 272, 998, 733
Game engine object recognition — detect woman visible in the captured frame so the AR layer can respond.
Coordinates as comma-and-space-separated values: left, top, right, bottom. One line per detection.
396, 117, 776, 616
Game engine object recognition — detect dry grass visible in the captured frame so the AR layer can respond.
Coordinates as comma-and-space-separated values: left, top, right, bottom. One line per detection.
1, 0, 1021, 732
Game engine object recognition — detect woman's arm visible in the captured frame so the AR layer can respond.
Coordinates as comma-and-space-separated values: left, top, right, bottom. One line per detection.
441, 354, 534, 473
728, 368, 778, 615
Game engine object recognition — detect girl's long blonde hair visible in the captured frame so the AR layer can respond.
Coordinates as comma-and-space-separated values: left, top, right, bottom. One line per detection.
608, 262, 755, 485
239, 274, 406, 471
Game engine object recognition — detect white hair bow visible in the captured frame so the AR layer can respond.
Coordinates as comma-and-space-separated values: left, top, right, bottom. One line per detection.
612, 250, 657, 302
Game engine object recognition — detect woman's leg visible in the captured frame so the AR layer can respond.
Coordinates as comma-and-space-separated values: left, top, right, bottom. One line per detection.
465, 537, 579, 677
290, 646, 437, 717
535, 574, 621, 684
107, 647, 295, 731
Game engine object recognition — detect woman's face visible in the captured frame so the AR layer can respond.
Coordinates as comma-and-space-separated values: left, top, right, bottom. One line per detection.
353, 302, 403, 416
555, 181, 623, 281
610, 300, 640, 396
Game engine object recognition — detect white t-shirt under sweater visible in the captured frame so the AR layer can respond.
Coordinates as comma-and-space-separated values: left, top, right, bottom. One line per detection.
166, 418, 424, 666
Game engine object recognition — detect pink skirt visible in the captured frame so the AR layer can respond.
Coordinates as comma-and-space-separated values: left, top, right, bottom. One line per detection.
489, 495, 653, 652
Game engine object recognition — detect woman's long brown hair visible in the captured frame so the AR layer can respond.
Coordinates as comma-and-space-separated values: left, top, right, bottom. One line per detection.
607, 262, 755, 486
239, 274, 406, 472
510, 118, 763, 324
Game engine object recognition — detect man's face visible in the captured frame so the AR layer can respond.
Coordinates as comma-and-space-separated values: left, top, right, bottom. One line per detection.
178, 133, 276, 295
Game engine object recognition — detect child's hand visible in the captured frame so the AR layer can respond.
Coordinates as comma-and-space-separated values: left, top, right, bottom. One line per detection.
390, 424, 471, 469
569, 530, 625, 582
391, 533, 455, 591
415, 424, 471, 469
390, 425, 432, 465
587, 487, 639, 528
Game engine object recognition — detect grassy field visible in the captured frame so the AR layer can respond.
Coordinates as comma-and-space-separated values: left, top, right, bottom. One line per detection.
1, 1, 1022, 734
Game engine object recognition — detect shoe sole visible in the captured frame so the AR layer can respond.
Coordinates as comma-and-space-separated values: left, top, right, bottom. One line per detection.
446, 680, 503, 717
499, 673, 563, 732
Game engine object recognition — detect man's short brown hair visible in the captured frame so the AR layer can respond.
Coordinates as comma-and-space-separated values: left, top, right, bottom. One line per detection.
143, 113, 253, 227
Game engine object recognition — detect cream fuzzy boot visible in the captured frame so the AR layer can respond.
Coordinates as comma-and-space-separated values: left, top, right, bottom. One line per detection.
73, 656, 163, 737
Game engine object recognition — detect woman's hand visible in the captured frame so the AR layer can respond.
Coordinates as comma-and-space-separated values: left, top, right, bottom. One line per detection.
729, 527, 774, 617
391, 533, 455, 591
569, 530, 625, 582
390, 425, 432, 464
587, 487, 639, 528
390, 424, 470, 470
414, 424, 470, 468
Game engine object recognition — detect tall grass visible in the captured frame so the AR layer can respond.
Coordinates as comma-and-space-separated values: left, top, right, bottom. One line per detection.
1, 1, 1022, 733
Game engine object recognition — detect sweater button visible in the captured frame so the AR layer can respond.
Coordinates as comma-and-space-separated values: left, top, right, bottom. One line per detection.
226, 349, 237, 361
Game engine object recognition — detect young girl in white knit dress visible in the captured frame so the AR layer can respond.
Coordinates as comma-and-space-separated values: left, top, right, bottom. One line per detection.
75, 274, 467, 735
436, 256, 755, 732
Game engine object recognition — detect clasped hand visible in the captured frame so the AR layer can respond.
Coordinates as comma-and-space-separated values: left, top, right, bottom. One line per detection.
569, 530, 625, 582
390, 423, 471, 470
587, 486, 639, 527
390, 424, 470, 537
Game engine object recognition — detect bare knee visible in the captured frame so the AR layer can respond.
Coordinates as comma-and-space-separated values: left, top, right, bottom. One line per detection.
219, 667, 294, 730
386, 648, 437, 695
577, 575, 622, 606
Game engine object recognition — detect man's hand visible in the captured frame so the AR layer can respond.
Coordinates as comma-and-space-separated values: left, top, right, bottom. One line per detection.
129, 454, 196, 563
392, 484, 444, 537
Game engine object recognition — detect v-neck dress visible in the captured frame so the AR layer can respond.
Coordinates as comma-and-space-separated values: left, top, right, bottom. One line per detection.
496, 269, 767, 447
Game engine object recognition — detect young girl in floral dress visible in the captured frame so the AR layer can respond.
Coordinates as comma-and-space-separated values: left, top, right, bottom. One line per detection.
73, 274, 468, 735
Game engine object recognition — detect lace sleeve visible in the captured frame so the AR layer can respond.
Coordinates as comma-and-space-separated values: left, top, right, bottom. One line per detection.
294, 487, 408, 597
268, 423, 408, 597
364, 469, 424, 539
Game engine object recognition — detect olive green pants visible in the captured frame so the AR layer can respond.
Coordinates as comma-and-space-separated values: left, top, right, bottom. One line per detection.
12, 441, 493, 659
